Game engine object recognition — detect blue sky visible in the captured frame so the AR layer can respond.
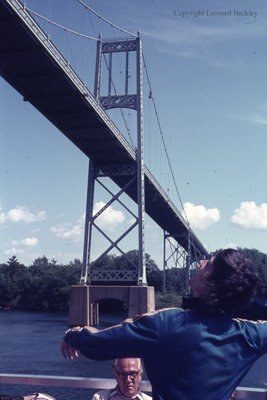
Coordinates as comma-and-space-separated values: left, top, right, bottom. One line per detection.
1, 0, 267, 267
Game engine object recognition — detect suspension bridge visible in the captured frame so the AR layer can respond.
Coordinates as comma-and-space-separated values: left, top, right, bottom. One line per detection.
0, 0, 209, 324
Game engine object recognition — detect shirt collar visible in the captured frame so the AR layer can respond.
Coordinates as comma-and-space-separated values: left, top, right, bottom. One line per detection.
109, 385, 145, 400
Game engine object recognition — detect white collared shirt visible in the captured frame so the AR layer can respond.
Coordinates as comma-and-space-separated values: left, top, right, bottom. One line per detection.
91, 387, 152, 400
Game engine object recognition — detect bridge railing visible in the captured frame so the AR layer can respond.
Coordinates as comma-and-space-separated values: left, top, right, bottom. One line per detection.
89, 269, 137, 281
0, 374, 266, 399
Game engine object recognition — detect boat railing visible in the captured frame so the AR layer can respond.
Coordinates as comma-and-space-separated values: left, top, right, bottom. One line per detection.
0, 374, 266, 399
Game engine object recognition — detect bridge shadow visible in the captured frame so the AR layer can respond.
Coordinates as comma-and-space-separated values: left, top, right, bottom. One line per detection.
98, 298, 128, 313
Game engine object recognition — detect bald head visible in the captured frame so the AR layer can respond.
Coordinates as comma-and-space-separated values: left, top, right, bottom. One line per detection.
112, 358, 142, 371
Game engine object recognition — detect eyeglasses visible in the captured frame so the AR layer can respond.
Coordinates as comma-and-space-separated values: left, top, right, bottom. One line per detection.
115, 370, 141, 380
197, 255, 211, 262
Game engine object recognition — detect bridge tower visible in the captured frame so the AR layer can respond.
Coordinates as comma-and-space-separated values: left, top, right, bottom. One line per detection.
163, 231, 196, 294
69, 33, 155, 326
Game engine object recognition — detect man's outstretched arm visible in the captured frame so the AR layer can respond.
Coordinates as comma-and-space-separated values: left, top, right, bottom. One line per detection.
61, 312, 163, 361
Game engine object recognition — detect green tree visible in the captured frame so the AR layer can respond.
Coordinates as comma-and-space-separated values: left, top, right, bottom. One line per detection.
94, 254, 117, 270
237, 248, 267, 298
1, 247, 266, 312
147, 269, 163, 291
0, 256, 31, 307
164, 267, 187, 293
26, 257, 82, 310
114, 250, 159, 272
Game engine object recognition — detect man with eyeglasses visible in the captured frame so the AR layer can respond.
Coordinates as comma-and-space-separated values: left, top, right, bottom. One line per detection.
91, 358, 151, 400
62, 249, 267, 400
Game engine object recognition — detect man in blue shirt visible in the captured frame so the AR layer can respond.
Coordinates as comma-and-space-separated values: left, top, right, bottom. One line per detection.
61, 249, 267, 400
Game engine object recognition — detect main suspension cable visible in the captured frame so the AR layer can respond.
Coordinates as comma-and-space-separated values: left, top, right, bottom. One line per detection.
142, 54, 194, 266
27, 8, 99, 41
77, 0, 138, 38
27, 5, 134, 147
142, 53, 189, 226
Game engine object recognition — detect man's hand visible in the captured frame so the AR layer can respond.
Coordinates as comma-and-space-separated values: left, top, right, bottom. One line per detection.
23, 396, 37, 400
61, 340, 79, 360
24, 394, 56, 400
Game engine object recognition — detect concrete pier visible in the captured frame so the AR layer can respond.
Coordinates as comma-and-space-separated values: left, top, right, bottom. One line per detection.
68, 285, 155, 327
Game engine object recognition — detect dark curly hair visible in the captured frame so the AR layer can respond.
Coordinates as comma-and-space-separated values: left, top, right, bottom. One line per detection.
200, 249, 258, 314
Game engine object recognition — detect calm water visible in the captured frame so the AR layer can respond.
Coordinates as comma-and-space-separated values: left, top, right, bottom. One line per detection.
0, 311, 266, 399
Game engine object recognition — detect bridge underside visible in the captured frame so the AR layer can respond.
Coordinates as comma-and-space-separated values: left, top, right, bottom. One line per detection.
0, 0, 208, 258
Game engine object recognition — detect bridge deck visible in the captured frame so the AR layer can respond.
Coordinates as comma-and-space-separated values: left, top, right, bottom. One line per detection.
0, 0, 208, 257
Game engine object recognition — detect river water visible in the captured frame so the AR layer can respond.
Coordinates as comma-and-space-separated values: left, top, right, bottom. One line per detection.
0, 311, 266, 399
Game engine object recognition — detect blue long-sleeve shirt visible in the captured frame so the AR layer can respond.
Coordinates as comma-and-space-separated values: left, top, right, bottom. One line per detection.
64, 307, 267, 400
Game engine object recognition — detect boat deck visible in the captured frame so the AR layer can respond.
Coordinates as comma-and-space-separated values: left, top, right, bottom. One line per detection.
1, 374, 266, 399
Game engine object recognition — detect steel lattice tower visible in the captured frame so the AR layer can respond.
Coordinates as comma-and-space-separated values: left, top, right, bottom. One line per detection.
80, 32, 147, 286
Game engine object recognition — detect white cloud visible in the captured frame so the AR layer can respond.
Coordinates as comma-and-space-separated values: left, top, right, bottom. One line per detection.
225, 242, 238, 249
0, 209, 6, 224
3, 247, 25, 256
231, 201, 267, 230
142, 15, 265, 50
78, 214, 85, 224
235, 104, 267, 126
252, 115, 267, 126
51, 213, 84, 242
247, 104, 267, 126
50, 201, 125, 242
93, 201, 125, 231
0, 206, 46, 224
3, 237, 39, 258
50, 223, 83, 241
182, 202, 220, 230
139, 14, 266, 69
21, 237, 39, 247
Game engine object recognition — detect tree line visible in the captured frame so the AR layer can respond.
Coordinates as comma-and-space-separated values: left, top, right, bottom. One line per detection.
0, 248, 266, 312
